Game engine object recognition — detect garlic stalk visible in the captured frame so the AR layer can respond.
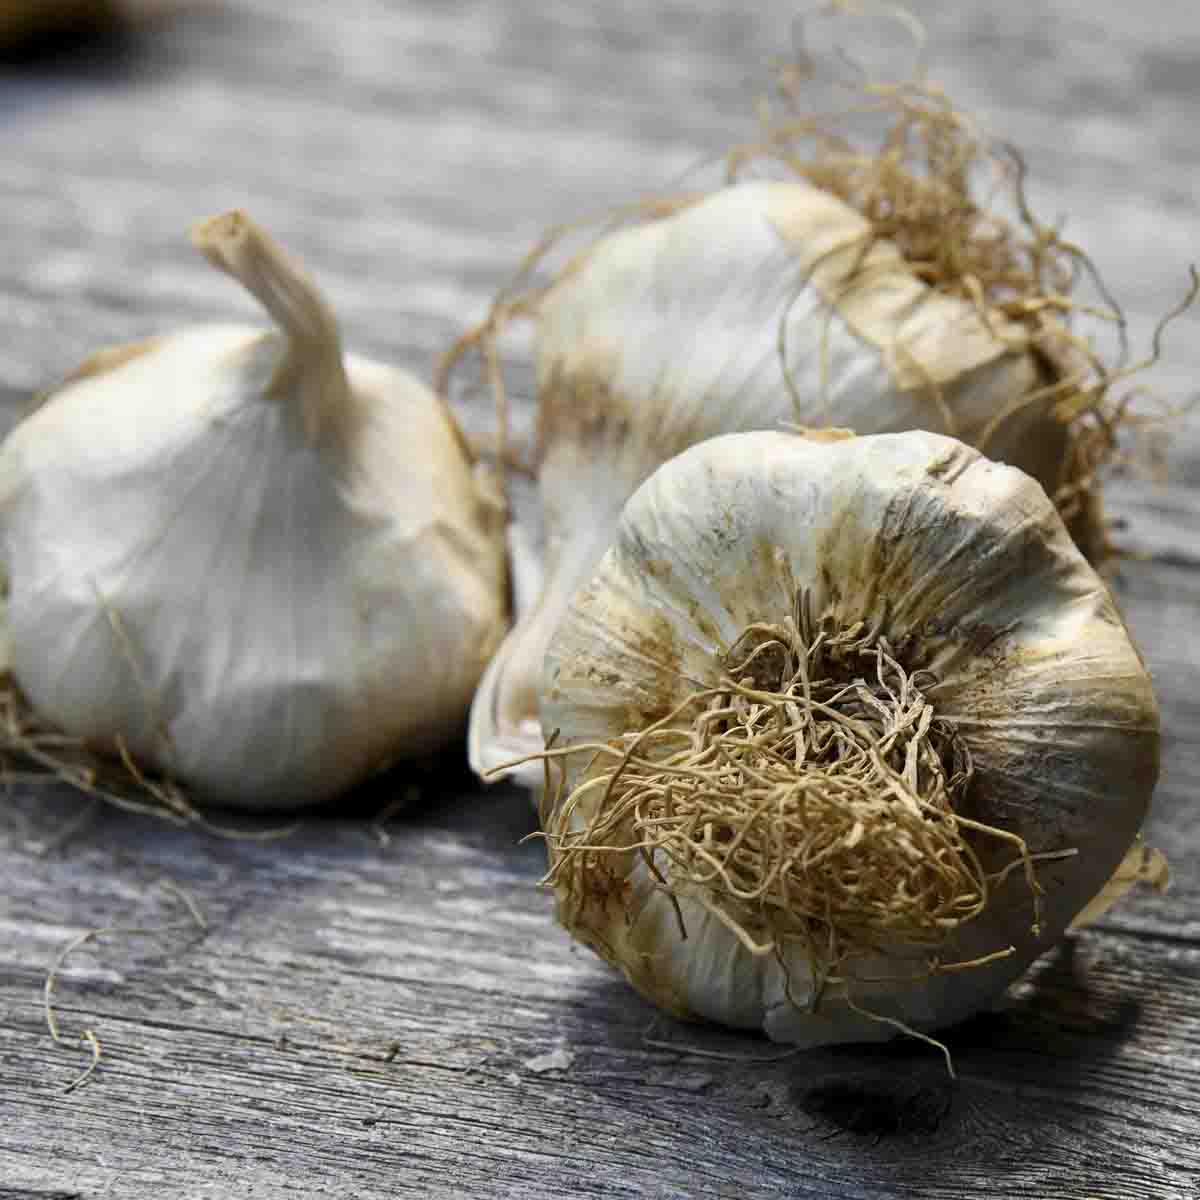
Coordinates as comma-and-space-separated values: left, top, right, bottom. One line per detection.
469, 179, 1088, 788
0, 210, 507, 810
538, 429, 1158, 1049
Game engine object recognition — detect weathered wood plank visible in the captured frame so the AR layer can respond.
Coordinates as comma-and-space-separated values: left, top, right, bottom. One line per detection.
0, 1, 1197, 1197
1, 2, 1196, 413
1, 767, 1197, 1199
1, 781, 1198, 1200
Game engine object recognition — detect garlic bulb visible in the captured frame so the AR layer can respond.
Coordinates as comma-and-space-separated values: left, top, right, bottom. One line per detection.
469, 179, 1091, 789
0, 211, 507, 810
539, 429, 1158, 1048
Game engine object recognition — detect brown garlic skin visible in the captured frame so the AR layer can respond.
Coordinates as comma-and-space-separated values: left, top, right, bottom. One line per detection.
469, 180, 1093, 790
539, 430, 1157, 1046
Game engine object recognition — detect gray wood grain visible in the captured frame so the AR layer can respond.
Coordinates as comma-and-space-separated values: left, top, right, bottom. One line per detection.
1, 2, 1197, 1197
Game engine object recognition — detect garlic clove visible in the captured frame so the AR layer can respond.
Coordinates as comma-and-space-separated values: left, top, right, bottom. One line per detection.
539, 429, 1158, 1048
0, 210, 507, 810
470, 180, 1085, 789
1067, 838, 1169, 933
467, 520, 546, 785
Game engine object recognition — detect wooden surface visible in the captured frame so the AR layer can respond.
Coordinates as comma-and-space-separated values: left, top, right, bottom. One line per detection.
1, 3, 1198, 1197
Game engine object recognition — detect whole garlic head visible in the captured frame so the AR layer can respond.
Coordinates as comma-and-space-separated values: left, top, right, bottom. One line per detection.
470, 180, 1088, 789
0, 211, 507, 810
540, 429, 1157, 1047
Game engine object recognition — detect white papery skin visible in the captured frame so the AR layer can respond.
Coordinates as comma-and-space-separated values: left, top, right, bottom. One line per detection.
541, 430, 1158, 1046
470, 179, 1069, 788
0, 213, 506, 810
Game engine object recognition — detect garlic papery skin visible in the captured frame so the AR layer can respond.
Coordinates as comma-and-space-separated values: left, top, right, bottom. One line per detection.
539, 429, 1158, 1048
469, 178, 1085, 790
0, 210, 506, 810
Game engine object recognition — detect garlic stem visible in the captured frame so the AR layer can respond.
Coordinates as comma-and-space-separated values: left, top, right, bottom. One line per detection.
191, 210, 352, 445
